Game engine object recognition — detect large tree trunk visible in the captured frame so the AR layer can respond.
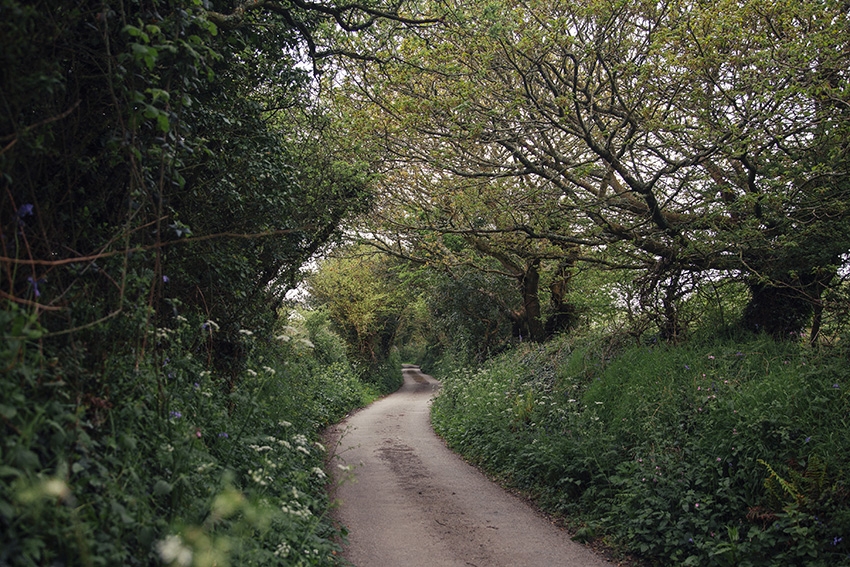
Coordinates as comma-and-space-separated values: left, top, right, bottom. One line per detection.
742, 277, 824, 339
519, 259, 546, 342
545, 258, 577, 337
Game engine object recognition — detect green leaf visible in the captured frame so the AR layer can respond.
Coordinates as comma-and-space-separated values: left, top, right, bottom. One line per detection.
0, 403, 16, 419
153, 479, 173, 496
156, 112, 170, 133
0, 465, 22, 478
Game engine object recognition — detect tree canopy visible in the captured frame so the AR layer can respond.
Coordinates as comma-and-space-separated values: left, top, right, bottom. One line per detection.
333, 0, 850, 342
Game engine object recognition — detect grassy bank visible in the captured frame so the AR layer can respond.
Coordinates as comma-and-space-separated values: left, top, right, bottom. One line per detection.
1, 308, 401, 567
430, 334, 850, 566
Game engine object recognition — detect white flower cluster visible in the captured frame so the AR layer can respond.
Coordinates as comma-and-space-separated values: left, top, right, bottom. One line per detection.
281, 499, 312, 519
156, 327, 175, 340
292, 434, 311, 456
248, 468, 271, 487
155, 534, 192, 566
274, 541, 291, 558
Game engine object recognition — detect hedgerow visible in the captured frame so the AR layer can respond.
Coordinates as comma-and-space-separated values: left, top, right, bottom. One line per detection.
431, 333, 850, 566
1, 303, 384, 566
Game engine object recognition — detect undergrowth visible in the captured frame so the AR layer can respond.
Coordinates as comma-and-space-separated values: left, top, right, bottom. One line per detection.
1, 305, 393, 567
431, 333, 850, 566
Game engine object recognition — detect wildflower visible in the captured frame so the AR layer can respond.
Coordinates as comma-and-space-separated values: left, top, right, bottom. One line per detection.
155, 535, 193, 567
218, 432, 229, 438
169, 410, 182, 419
833, 384, 840, 389
41, 478, 70, 501
296, 445, 310, 455
26, 276, 45, 297
279, 420, 292, 427
249, 469, 268, 486
716, 457, 722, 462
17, 203, 34, 218
311, 467, 327, 479
805, 436, 812, 443
162, 275, 169, 283
202, 320, 220, 331
274, 542, 291, 558
246, 369, 257, 377
262, 365, 275, 374
708, 355, 715, 360
694, 503, 700, 508
238, 329, 253, 336
833, 536, 843, 546
195, 429, 202, 438
684, 364, 690, 370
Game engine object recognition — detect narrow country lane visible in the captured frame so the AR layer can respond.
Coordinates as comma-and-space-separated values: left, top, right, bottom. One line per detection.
325, 365, 614, 567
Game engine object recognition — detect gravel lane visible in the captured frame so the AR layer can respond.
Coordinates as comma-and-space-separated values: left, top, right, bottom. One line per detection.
325, 365, 614, 567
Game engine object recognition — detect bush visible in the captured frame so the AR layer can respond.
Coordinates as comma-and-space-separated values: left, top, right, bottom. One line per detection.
431, 333, 850, 566
1, 303, 377, 566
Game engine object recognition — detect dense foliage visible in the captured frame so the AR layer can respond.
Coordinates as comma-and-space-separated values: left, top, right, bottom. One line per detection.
0, 0, 422, 564
3, 0, 849, 565
431, 333, 850, 566
337, 0, 850, 343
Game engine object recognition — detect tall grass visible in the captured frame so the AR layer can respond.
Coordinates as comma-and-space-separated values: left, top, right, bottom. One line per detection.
431, 333, 850, 566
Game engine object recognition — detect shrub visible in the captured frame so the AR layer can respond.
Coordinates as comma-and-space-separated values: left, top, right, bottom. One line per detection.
431, 333, 850, 566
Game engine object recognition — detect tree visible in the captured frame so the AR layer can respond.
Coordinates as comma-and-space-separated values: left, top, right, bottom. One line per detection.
335, 0, 850, 340
306, 246, 409, 363
0, 1, 441, 562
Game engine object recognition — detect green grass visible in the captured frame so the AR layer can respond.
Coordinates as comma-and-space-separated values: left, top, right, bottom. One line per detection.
431, 333, 850, 566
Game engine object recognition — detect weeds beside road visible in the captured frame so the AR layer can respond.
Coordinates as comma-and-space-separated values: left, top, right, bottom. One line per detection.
431, 333, 850, 567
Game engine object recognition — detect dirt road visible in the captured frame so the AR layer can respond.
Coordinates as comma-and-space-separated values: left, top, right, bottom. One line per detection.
325, 365, 614, 567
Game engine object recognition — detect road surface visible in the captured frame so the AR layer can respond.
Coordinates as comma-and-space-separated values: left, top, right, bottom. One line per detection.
325, 365, 614, 567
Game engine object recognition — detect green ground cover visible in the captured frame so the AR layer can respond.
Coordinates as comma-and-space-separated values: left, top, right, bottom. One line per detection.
1, 307, 401, 567
430, 333, 850, 566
